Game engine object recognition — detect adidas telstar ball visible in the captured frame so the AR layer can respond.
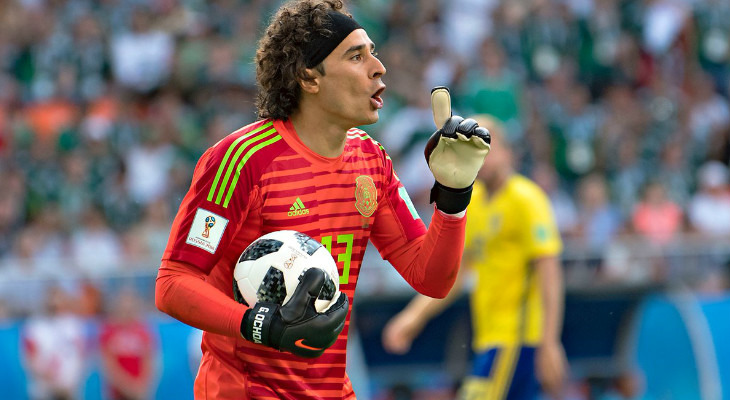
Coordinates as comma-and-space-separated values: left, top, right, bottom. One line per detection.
233, 230, 340, 313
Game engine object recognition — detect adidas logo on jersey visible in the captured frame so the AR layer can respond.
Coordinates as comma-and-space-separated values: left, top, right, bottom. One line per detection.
288, 197, 310, 217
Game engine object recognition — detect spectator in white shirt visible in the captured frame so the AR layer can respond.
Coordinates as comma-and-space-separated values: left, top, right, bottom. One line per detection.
688, 161, 730, 237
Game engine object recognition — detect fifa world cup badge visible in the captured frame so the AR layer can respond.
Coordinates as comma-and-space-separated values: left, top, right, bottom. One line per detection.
202, 216, 216, 238
355, 175, 377, 218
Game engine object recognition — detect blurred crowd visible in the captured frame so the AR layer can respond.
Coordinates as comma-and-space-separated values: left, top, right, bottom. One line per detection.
18, 285, 157, 400
1, 0, 730, 311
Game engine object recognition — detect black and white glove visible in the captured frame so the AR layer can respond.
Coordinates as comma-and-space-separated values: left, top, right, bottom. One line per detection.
424, 87, 491, 214
240, 268, 349, 358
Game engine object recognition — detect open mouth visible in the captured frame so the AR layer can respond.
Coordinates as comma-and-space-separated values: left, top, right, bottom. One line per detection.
371, 87, 385, 109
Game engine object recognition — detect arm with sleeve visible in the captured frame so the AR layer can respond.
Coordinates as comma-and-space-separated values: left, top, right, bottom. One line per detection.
523, 185, 563, 343
156, 260, 247, 337
369, 151, 466, 299
155, 143, 253, 338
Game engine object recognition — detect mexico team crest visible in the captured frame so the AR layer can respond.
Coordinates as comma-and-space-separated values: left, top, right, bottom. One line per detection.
355, 175, 377, 217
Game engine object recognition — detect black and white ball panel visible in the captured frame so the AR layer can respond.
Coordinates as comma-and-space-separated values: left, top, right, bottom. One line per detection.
239, 239, 283, 262
293, 232, 322, 256
258, 267, 287, 304
233, 230, 341, 313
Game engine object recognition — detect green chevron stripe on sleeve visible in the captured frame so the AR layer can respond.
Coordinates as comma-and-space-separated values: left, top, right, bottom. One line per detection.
207, 121, 273, 202
214, 127, 278, 205
222, 134, 283, 208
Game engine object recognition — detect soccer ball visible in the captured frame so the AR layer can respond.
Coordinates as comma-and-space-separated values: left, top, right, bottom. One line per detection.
233, 230, 340, 313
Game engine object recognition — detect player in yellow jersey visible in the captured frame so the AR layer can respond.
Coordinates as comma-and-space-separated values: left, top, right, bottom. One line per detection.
383, 115, 567, 400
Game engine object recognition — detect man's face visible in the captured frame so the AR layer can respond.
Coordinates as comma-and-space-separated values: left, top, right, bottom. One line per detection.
477, 131, 510, 184
316, 29, 386, 127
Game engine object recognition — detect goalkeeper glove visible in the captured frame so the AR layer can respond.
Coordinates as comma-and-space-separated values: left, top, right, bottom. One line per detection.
424, 87, 491, 214
240, 268, 349, 358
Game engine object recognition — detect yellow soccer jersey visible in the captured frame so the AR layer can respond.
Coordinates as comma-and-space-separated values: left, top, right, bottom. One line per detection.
465, 175, 562, 350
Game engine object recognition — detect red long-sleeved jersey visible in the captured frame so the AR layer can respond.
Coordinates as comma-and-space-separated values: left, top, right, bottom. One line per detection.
156, 118, 466, 399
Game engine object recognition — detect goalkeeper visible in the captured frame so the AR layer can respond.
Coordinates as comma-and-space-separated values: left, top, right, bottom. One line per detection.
154, 0, 490, 398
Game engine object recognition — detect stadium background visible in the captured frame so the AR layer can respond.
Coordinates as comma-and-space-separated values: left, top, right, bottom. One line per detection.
1, 0, 730, 399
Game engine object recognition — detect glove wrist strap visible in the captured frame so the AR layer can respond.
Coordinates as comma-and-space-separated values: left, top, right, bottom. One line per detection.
242, 304, 278, 347
430, 181, 473, 214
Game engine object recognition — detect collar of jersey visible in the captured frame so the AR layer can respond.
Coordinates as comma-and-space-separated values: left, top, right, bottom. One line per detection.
274, 119, 347, 168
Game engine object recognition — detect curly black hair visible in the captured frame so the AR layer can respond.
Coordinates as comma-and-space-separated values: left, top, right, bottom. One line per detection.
255, 0, 350, 120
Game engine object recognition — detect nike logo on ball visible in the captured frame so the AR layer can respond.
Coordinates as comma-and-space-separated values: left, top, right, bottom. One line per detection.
295, 339, 323, 351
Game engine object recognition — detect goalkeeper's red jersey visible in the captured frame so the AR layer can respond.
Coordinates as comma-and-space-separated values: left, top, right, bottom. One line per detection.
163, 118, 455, 399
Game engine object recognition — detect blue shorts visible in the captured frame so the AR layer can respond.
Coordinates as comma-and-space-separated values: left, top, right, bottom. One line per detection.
458, 345, 540, 400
